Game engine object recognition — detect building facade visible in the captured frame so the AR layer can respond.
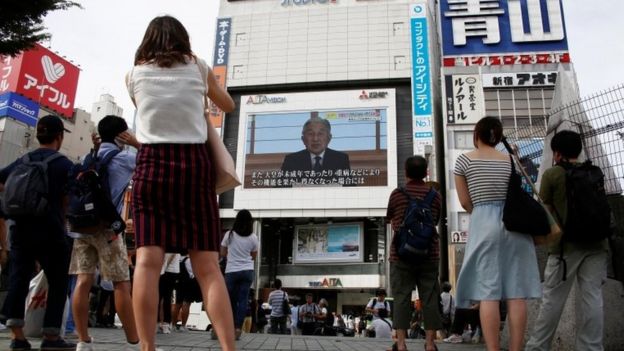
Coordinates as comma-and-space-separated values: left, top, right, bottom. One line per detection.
216, 0, 578, 311
90, 93, 124, 126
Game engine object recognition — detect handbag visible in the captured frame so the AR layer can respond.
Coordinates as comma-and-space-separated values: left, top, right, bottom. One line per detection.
282, 291, 291, 315
196, 60, 241, 195
502, 155, 551, 237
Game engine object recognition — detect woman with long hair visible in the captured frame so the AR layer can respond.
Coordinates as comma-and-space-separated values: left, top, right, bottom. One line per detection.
127, 15, 236, 351
453, 117, 541, 351
220, 209, 259, 340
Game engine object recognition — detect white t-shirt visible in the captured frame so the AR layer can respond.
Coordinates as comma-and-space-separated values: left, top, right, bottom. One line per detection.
221, 231, 259, 273
367, 298, 391, 319
371, 318, 393, 338
440, 292, 455, 316
161, 253, 180, 275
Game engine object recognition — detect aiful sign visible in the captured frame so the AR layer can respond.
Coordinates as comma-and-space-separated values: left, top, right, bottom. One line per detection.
440, 0, 569, 65
0, 44, 80, 119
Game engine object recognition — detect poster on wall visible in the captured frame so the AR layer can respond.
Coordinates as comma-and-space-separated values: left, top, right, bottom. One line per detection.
446, 74, 485, 124
294, 223, 363, 263
244, 106, 388, 188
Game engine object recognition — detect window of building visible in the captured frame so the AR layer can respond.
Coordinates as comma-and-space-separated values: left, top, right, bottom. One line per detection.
393, 56, 406, 70
392, 22, 404, 36
232, 65, 246, 79
235, 32, 248, 46
484, 87, 554, 135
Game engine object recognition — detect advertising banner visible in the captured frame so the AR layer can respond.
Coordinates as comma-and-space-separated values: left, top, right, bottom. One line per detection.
0, 92, 40, 127
482, 71, 557, 88
294, 223, 363, 263
440, 0, 569, 65
446, 74, 485, 125
0, 44, 79, 119
410, 1, 434, 156
208, 18, 232, 130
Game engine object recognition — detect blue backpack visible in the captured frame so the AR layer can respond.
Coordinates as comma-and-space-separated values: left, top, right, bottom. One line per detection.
394, 187, 437, 262
66, 149, 125, 235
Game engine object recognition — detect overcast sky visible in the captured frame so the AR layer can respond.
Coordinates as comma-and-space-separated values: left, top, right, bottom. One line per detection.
41, 0, 624, 123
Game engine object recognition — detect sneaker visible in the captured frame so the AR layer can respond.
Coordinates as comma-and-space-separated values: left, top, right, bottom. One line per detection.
161, 323, 171, 334
443, 334, 463, 344
40, 338, 76, 351
176, 326, 188, 333
76, 337, 94, 351
9, 339, 31, 351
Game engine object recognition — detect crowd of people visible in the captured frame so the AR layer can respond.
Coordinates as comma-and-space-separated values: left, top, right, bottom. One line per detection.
0, 12, 610, 351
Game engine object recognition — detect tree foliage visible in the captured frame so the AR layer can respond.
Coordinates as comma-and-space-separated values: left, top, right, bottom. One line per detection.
0, 0, 82, 57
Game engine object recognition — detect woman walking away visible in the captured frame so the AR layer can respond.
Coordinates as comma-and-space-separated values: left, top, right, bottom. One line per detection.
453, 116, 541, 351
221, 210, 259, 340
127, 15, 236, 351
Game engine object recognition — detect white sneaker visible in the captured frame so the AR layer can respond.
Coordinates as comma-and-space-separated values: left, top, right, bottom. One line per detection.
443, 334, 463, 344
161, 323, 172, 334
76, 338, 96, 351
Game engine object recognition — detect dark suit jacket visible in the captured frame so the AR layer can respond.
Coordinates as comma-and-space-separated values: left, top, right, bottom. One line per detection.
281, 148, 350, 173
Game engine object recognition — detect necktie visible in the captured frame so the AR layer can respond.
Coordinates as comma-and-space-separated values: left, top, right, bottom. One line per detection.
313, 156, 322, 172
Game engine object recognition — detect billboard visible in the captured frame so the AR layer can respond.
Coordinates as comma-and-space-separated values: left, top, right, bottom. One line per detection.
410, 2, 434, 156
440, 0, 570, 66
0, 44, 80, 119
208, 18, 232, 130
294, 223, 363, 264
445, 75, 485, 125
235, 89, 397, 211
0, 92, 40, 127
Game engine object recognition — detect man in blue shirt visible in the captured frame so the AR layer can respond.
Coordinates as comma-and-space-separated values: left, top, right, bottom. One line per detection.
0, 115, 75, 351
68, 115, 141, 351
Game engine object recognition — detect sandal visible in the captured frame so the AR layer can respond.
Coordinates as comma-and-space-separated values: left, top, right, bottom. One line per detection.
424, 343, 438, 351
390, 342, 408, 351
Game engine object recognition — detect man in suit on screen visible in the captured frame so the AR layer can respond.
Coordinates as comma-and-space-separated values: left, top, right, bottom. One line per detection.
281, 116, 350, 174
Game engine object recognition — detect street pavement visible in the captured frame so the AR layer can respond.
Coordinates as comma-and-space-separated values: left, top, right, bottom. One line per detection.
0, 327, 488, 350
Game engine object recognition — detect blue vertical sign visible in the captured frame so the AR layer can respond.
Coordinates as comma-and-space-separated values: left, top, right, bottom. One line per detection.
410, 2, 433, 155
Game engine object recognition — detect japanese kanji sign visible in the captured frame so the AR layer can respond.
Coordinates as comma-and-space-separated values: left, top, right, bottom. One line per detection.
440, 0, 569, 60
209, 18, 232, 130
446, 74, 485, 125
482, 71, 557, 87
0, 44, 79, 119
410, 2, 434, 156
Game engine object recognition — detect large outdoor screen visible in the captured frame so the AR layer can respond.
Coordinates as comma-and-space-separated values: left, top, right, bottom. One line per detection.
294, 223, 363, 264
244, 107, 388, 188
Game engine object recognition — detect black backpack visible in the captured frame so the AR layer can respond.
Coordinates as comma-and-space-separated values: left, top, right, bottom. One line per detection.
66, 149, 126, 234
394, 187, 437, 262
2, 152, 63, 217
558, 161, 612, 243
178, 257, 192, 283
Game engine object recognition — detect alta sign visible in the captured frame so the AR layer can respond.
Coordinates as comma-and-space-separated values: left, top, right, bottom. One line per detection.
246, 95, 287, 105
308, 278, 343, 288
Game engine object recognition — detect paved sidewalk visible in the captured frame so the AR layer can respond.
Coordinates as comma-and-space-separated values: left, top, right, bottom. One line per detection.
0, 327, 486, 350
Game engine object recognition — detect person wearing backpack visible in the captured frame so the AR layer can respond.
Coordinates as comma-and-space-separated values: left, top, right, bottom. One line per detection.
368, 308, 393, 339
365, 289, 391, 320
387, 155, 443, 351
68, 115, 141, 351
526, 130, 610, 351
0, 115, 75, 351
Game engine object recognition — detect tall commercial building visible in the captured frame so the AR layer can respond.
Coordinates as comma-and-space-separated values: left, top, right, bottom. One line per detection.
215, 0, 577, 311
90, 93, 123, 126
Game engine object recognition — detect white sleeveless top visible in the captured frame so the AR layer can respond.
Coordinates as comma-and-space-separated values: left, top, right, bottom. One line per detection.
127, 57, 209, 144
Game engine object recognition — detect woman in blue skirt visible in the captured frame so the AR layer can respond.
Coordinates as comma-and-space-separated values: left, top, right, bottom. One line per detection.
453, 117, 541, 351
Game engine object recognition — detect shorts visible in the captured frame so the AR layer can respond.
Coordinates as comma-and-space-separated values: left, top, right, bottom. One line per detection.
69, 229, 130, 282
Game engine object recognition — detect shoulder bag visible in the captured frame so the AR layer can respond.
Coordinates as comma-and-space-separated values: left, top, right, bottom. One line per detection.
196, 60, 241, 195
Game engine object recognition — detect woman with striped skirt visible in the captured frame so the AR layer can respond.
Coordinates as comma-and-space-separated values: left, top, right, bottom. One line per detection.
127, 15, 237, 351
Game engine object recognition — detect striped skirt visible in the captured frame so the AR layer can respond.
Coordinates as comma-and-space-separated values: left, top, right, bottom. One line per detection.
132, 143, 221, 252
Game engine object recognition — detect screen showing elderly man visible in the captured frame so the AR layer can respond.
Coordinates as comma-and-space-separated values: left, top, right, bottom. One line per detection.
281, 116, 350, 175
